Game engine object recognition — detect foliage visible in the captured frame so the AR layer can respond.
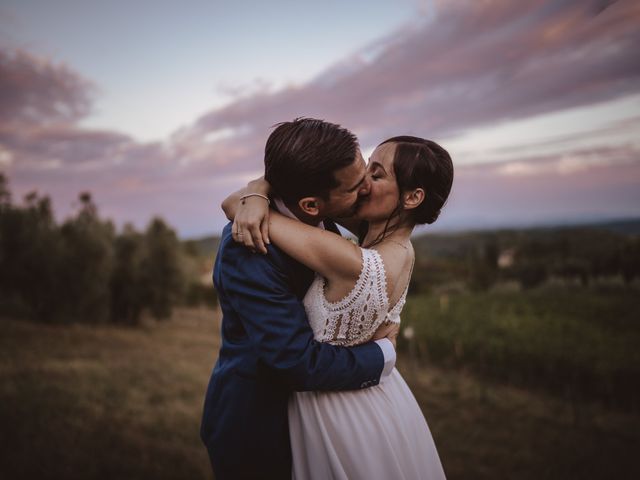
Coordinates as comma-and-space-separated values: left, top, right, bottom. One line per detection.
0, 175, 215, 325
411, 225, 640, 292
110, 224, 146, 324
400, 288, 640, 410
139, 218, 185, 319
58, 192, 115, 323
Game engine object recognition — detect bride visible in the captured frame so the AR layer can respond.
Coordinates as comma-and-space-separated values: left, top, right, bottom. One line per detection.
226, 135, 452, 479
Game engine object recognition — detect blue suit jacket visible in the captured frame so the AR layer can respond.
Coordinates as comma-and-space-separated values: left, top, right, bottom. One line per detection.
200, 222, 384, 479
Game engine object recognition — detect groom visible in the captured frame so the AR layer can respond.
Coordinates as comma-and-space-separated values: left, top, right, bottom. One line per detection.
200, 118, 397, 480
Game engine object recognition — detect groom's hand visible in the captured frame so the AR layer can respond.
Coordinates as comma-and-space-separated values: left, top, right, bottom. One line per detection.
372, 321, 399, 348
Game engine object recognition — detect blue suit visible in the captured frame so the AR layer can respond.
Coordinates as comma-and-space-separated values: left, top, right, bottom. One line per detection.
200, 222, 384, 479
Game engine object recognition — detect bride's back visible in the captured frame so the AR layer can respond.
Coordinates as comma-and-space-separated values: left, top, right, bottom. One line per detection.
303, 243, 414, 347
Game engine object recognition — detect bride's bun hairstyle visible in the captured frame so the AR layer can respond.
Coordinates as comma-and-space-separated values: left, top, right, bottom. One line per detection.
379, 136, 453, 225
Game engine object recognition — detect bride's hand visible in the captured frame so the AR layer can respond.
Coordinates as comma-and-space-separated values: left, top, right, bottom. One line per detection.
222, 177, 270, 254
372, 321, 399, 348
232, 195, 271, 255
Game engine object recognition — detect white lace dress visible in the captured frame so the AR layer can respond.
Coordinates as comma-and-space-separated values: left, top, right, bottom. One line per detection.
289, 248, 446, 480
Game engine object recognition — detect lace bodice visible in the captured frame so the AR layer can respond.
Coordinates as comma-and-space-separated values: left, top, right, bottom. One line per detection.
303, 248, 409, 346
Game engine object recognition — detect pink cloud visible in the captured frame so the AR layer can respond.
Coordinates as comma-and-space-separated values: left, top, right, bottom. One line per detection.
0, 49, 94, 127
1, 0, 639, 236
436, 143, 640, 231
181, 0, 640, 150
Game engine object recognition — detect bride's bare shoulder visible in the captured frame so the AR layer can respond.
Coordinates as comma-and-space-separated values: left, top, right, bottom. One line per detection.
370, 242, 414, 299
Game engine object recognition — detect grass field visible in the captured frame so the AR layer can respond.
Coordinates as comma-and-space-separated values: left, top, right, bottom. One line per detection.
0, 309, 217, 480
401, 287, 640, 408
1, 307, 639, 479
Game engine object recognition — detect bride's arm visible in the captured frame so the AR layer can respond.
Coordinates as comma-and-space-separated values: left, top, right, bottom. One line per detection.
221, 188, 245, 221
222, 177, 271, 254
221, 177, 270, 219
222, 180, 362, 281
267, 211, 362, 282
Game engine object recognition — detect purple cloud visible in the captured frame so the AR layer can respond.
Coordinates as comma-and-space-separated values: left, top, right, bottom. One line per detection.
1, 0, 639, 236
435, 143, 640, 231
181, 0, 640, 153
0, 49, 94, 127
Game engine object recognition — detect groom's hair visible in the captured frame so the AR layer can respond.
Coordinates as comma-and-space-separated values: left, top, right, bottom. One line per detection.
264, 118, 359, 203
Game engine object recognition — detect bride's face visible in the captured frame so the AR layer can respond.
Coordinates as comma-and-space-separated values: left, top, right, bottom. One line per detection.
355, 143, 400, 222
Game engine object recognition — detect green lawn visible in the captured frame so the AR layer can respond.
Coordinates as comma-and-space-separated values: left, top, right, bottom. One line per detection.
1, 306, 639, 479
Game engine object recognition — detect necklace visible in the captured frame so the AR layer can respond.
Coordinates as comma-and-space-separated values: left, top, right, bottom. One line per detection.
384, 238, 411, 250
362, 232, 412, 250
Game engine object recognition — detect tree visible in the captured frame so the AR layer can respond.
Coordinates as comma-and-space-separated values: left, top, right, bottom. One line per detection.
110, 224, 146, 324
58, 192, 114, 323
0, 188, 66, 321
0, 173, 10, 208
468, 240, 499, 291
620, 238, 640, 285
0, 176, 197, 324
140, 217, 185, 319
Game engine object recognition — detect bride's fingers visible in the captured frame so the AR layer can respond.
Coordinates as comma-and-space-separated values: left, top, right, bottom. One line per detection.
249, 223, 267, 254
231, 220, 241, 243
260, 216, 270, 246
238, 222, 255, 253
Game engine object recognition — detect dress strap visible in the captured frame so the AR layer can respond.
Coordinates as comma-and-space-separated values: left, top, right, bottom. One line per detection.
387, 254, 415, 321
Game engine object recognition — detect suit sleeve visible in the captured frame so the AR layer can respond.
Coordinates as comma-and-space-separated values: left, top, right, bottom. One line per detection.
219, 240, 384, 391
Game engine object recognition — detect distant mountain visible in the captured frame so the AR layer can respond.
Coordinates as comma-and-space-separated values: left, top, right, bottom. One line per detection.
516, 217, 640, 236
586, 218, 640, 235
422, 216, 640, 235
411, 217, 640, 260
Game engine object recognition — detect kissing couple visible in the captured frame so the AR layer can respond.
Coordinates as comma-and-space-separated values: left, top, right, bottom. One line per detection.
201, 118, 453, 479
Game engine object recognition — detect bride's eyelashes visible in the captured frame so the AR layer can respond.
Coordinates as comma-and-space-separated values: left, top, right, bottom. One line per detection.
366, 161, 386, 182
369, 166, 383, 181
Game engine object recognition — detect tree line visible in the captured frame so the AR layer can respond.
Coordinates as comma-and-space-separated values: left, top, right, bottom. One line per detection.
410, 226, 640, 293
0, 174, 215, 325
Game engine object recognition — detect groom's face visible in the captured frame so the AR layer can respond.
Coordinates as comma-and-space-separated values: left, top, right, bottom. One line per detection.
321, 149, 370, 219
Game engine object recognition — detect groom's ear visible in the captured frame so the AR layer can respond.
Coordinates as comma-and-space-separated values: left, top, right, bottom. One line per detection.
298, 196, 322, 217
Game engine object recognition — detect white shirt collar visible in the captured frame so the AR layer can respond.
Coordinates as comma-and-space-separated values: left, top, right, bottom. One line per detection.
273, 197, 325, 230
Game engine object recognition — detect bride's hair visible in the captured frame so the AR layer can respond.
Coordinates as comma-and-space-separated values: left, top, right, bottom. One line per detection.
382, 135, 453, 226
362, 136, 453, 247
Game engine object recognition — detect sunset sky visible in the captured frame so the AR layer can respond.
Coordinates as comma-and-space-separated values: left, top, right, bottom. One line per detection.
1, 0, 639, 237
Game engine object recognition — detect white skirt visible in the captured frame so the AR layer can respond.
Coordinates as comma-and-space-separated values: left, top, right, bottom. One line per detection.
289, 368, 446, 480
